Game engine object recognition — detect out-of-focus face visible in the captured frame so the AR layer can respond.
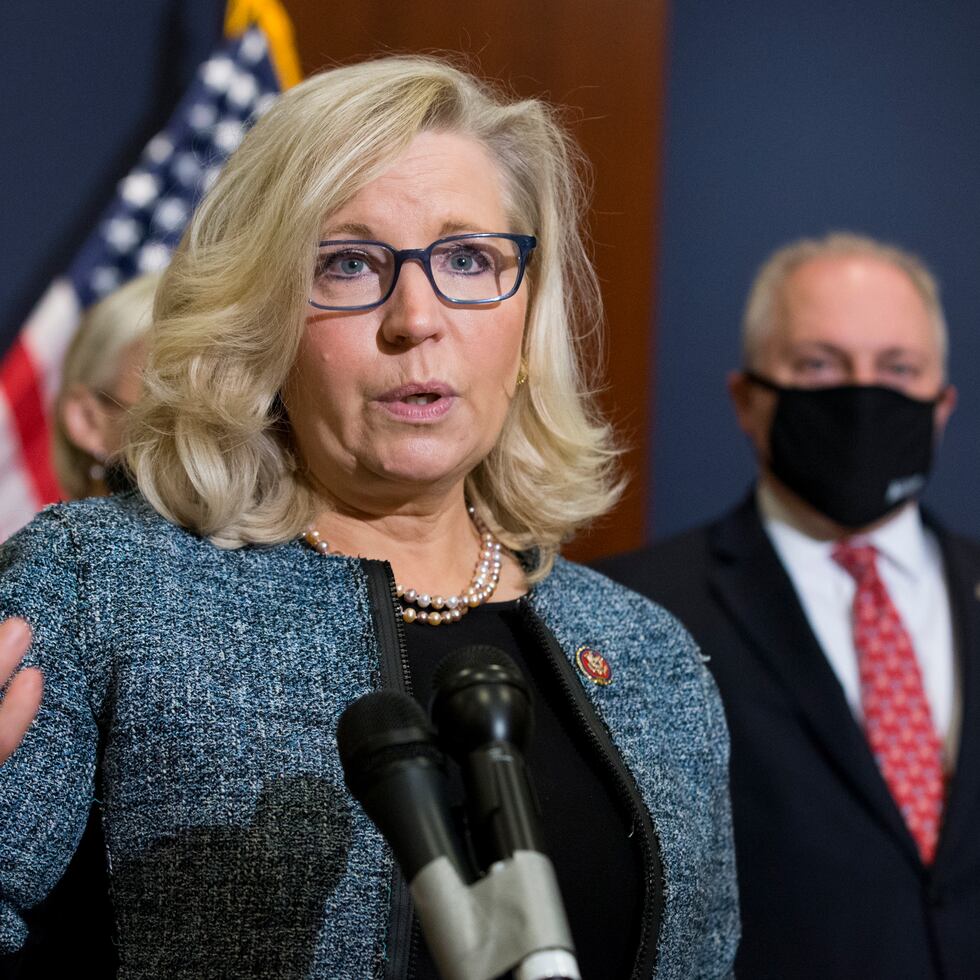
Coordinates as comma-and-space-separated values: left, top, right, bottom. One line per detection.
103, 339, 147, 453
283, 132, 528, 512
730, 253, 956, 464
62, 337, 147, 467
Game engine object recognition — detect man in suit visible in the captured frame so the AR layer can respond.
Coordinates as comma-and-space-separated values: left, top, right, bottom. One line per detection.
599, 232, 980, 979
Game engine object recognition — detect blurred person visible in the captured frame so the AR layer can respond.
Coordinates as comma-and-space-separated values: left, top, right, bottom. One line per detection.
0, 274, 157, 977
52, 271, 159, 499
0, 57, 738, 978
600, 232, 980, 979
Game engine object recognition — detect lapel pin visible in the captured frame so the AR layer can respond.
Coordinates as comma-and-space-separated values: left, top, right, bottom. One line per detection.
575, 645, 612, 686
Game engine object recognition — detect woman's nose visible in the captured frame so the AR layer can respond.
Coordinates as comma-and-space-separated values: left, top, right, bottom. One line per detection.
379, 260, 444, 346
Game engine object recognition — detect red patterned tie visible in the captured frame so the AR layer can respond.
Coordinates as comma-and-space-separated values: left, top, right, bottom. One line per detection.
832, 540, 945, 864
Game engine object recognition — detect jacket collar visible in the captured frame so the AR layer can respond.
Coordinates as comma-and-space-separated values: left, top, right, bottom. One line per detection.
707, 493, 924, 868
925, 523, 980, 874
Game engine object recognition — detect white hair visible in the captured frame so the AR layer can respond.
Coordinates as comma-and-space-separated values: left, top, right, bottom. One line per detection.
742, 231, 948, 373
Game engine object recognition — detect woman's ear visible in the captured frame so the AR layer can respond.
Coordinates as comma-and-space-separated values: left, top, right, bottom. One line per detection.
60, 384, 113, 461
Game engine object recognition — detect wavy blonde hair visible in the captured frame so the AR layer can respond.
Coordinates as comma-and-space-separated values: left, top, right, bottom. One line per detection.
126, 55, 622, 578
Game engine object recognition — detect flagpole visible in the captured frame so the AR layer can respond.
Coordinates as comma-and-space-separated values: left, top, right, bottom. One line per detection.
224, 0, 303, 89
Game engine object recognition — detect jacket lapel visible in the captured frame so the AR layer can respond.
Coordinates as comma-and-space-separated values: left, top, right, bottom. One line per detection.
707, 495, 921, 867
931, 525, 980, 872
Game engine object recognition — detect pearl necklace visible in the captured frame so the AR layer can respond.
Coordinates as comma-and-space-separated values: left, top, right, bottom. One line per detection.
301, 506, 503, 627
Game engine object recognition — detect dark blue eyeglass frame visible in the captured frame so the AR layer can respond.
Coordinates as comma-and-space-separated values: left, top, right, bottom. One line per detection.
308, 232, 537, 312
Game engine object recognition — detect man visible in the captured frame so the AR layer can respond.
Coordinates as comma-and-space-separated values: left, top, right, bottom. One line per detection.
600, 233, 980, 979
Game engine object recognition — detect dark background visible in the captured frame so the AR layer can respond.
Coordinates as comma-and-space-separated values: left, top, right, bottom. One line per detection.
2, 1, 977, 558
653, 1, 980, 540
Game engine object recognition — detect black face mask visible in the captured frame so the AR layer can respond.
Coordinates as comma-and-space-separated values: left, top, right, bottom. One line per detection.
745, 372, 943, 528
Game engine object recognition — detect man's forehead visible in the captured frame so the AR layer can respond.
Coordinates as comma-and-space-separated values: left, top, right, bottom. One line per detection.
768, 253, 939, 357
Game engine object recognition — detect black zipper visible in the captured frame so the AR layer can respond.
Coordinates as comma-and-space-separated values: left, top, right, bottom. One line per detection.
363, 559, 417, 980
364, 558, 412, 696
519, 598, 663, 980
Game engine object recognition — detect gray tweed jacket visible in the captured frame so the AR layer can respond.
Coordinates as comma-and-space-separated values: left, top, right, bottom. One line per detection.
0, 494, 738, 978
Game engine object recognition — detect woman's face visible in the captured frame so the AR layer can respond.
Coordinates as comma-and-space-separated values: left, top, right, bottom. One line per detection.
284, 132, 528, 511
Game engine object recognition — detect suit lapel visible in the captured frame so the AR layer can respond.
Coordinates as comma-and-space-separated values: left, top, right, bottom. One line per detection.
931, 526, 980, 872
708, 496, 921, 866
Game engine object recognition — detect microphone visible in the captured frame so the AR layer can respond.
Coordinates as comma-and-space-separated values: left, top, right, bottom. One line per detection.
430, 645, 543, 866
336, 689, 470, 884
431, 646, 580, 980
337, 672, 579, 980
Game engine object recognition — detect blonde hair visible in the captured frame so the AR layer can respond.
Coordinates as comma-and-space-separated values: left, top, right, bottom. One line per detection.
126, 55, 622, 578
53, 271, 160, 499
742, 231, 948, 373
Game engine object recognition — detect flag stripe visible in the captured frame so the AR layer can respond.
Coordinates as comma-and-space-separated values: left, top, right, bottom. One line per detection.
0, 393, 39, 541
0, 340, 60, 506
0, 15, 300, 541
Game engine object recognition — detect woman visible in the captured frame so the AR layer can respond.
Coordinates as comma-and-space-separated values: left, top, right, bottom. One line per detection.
52, 271, 158, 499
0, 57, 737, 978
6, 275, 161, 976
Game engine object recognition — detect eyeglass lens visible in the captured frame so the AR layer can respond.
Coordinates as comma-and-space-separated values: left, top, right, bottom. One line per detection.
312, 236, 523, 308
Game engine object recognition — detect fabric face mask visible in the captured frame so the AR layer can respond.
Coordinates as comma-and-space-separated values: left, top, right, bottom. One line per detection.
745, 372, 942, 528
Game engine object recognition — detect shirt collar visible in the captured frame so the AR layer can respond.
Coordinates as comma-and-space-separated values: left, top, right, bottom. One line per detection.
757, 483, 929, 581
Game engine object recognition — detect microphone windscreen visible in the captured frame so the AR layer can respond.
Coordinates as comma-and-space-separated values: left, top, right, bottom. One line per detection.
431, 646, 534, 756
337, 690, 443, 799
431, 645, 528, 700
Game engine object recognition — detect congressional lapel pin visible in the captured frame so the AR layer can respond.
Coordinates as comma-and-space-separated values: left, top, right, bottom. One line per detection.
575, 645, 612, 686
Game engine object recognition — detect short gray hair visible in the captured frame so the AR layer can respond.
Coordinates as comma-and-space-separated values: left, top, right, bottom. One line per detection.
742, 231, 948, 373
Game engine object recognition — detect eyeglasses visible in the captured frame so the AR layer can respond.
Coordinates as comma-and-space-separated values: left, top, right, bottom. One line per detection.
308, 233, 537, 312
95, 390, 134, 411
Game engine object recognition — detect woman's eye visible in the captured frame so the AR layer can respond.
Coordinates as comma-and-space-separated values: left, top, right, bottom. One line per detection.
443, 247, 491, 274
336, 257, 365, 276
317, 251, 372, 278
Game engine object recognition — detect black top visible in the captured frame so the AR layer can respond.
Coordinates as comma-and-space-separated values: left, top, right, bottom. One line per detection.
404, 600, 644, 980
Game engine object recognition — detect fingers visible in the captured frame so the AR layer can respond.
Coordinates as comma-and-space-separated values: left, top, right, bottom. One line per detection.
0, 617, 43, 765
0, 617, 32, 681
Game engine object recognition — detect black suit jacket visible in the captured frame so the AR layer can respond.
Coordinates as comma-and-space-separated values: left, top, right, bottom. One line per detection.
597, 496, 980, 980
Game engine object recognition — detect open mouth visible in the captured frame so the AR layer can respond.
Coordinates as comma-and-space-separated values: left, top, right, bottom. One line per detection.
377, 383, 456, 420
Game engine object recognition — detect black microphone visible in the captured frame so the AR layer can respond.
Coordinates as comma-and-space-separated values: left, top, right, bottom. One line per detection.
336, 689, 470, 883
431, 646, 580, 980
431, 645, 544, 867
338, 676, 578, 980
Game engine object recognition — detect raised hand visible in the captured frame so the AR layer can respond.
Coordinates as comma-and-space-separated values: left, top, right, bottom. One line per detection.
0, 617, 43, 764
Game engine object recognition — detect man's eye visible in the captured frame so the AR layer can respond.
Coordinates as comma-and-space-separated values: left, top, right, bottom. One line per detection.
885, 363, 919, 377
795, 358, 832, 372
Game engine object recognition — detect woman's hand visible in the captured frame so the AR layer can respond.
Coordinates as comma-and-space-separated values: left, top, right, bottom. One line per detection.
0, 617, 42, 764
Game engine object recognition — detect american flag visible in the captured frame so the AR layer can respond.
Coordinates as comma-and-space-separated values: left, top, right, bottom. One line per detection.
0, 15, 297, 541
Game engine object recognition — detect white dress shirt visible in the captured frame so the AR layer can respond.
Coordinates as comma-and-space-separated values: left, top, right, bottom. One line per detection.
758, 485, 961, 766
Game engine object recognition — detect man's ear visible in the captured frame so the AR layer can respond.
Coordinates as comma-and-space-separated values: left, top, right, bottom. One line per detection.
727, 369, 779, 464
934, 383, 957, 436
727, 370, 756, 437
60, 385, 111, 461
